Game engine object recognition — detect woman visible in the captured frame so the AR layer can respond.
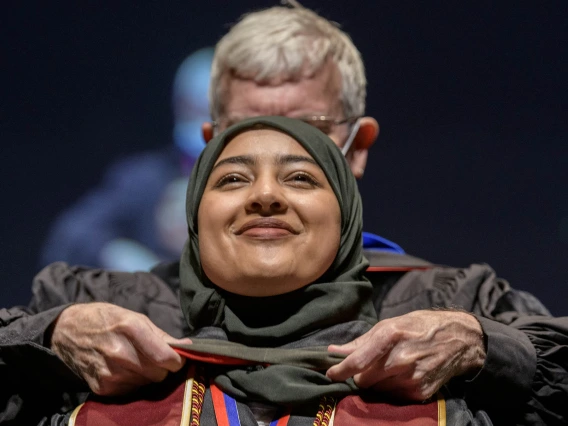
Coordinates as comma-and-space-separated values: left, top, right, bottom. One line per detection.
69, 116, 445, 425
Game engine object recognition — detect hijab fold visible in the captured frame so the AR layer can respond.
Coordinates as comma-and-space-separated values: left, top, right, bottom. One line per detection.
179, 116, 377, 405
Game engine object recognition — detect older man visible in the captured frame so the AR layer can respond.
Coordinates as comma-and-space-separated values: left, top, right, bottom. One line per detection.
1, 4, 566, 425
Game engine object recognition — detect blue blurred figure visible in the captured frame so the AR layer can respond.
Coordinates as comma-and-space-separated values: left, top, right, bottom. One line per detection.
40, 48, 214, 271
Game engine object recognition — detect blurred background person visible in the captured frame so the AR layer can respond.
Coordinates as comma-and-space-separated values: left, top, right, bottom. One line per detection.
39, 47, 214, 271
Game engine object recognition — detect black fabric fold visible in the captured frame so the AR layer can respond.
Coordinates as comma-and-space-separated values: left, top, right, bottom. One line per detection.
173, 338, 347, 370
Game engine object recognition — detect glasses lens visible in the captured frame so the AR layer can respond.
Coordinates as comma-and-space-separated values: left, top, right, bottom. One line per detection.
301, 118, 333, 135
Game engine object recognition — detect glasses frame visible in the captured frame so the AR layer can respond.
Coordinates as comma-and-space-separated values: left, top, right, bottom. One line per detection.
211, 115, 361, 135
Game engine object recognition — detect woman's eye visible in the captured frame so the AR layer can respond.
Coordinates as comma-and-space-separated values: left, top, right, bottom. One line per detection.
215, 174, 246, 188
287, 172, 321, 188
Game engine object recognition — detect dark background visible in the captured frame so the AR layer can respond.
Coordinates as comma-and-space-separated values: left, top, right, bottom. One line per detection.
2, 1, 567, 314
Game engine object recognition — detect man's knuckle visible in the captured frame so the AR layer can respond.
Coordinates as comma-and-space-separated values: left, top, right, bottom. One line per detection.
351, 354, 371, 372
384, 323, 405, 342
105, 341, 127, 359
391, 349, 416, 369
152, 351, 173, 366
90, 378, 112, 395
411, 369, 426, 382
117, 315, 139, 333
395, 348, 412, 362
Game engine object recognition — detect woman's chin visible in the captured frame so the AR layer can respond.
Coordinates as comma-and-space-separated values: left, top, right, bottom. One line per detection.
215, 270, 311, 297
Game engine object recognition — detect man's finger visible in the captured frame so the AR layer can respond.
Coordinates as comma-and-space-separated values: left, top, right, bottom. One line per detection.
351, 356, 402, 389
168, 337, 193, 346
326, 352, 372, 382
132, 337, 192, 382
327, 323, 396, 382
121, 358, 171, 383
326, 341, 389, 382
328, 331, 371, 354
141, 340, 187, 373
128, 322, 188, 373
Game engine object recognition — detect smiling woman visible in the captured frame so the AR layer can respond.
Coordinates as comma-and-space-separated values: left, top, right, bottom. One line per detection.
180, 116, 375, 338
198, 127, 341, 296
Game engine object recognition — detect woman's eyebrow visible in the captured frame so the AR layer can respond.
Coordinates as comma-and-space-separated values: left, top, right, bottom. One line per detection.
275, 154, 318, 166
212, 155, 256, 171
212, 154, 317, 171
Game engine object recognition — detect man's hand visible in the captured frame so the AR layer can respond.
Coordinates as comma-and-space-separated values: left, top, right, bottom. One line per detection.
50, 302, 191, 396
326, 310, 486, 401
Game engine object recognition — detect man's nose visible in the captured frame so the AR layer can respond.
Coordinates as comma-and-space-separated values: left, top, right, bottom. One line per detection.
245, 177, 288, 215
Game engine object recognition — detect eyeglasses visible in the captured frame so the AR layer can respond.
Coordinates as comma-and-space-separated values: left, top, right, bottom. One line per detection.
213, 115, 360, 135
293, 116, 360, 135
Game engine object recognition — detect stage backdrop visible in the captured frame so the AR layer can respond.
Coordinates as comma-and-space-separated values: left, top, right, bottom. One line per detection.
2, 1, 566, 315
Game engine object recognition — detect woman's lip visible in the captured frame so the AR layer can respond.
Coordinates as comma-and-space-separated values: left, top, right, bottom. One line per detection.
234, 218, 298, 235
240, 227, 294, 239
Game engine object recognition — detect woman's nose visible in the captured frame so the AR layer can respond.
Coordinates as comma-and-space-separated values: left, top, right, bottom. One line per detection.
245, 178, 288, 215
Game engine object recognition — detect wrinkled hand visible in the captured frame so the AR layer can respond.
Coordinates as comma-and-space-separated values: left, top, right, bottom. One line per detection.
50, 302, 191, 396
326, 310, 485, 401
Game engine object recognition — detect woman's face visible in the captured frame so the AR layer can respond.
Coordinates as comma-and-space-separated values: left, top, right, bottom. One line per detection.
198, 128, 341, 297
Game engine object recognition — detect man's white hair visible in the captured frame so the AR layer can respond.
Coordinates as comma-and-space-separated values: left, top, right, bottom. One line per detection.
209, 3, 366, 120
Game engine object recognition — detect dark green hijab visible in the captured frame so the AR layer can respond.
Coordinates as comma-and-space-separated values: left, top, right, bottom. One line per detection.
179, 116, 377, 404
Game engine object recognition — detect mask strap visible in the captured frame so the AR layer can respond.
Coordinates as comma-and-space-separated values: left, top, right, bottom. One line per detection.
340, 119, 361, 156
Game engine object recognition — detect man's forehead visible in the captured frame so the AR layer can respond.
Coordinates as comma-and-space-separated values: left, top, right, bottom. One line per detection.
229, 55, 335, 86
220, 65, 343, 121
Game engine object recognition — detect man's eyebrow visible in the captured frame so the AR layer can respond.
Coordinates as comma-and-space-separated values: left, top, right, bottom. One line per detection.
212, 155, 256, 171
276, 154, 318, 167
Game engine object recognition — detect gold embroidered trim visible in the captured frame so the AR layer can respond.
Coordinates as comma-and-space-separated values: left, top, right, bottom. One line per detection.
328, 401, 336, 426
189, 367, 206, 426
185, 367, 339, 426
180, 364, 195, 426
67, 402, 84, 426
313, 396, 336, 426
437, 392, 446, 426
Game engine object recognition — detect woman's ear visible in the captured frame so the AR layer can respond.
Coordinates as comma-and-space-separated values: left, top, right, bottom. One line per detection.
354, 117, 379, 151
202, 122, 214, 143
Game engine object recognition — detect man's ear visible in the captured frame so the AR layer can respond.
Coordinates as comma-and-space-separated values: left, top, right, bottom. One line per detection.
353, 116, 379, 151
348, 117, 379, 179
202, 122, 214, 143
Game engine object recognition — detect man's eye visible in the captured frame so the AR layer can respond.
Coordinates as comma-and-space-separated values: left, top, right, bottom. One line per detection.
302, 120, 332, 135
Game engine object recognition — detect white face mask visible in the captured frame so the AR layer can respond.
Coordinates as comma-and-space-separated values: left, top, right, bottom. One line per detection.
341, 118, 361, 156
